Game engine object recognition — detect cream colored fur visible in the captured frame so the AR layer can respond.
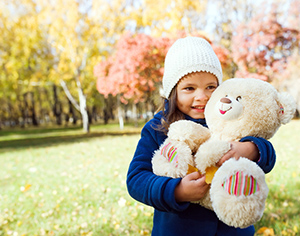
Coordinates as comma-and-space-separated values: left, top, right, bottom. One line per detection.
152, 120, 210, 178
152, 78, 296, 228
211, 157, 269, 228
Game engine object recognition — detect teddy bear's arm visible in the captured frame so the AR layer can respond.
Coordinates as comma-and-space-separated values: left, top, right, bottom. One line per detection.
152, 138, 194, 178
194, 139, 231, 174
152, 120, 211, 179
167, 120, 211, 153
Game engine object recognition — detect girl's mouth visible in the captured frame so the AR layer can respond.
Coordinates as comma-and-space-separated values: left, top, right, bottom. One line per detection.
192, 105, 205, 111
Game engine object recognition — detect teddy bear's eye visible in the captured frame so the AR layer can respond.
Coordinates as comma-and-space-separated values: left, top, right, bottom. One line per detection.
236, 96, 242, 101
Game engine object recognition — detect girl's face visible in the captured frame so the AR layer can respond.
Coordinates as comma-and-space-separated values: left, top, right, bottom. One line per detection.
176, 71, 218, 119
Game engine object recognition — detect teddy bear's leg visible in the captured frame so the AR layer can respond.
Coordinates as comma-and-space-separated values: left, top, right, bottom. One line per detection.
210, 157, 269, 228
152, 138, 194, 178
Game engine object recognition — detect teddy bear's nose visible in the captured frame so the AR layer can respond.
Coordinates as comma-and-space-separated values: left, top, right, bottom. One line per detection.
220, 97, 231, 104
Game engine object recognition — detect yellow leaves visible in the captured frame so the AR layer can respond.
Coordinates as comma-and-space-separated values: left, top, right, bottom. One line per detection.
186, 164, 199, 175
257, 227, 275, 236
139, 229, 150, 235
186, 165, 218, 184
133, 0, 207, 35
280, 228, 299, 236
205, 166, 219, 184
294, 226, 298, 233
20, 184, 32, 192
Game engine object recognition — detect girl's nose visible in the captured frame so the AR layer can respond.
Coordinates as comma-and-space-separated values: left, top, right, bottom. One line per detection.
195, 90, 208, 100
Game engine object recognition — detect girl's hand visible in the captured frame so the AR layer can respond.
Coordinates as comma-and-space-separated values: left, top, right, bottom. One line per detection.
217, 141, 259, 167
174, 171, 209, 202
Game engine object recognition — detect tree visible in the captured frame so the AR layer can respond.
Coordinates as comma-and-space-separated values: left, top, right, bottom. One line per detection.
95, 33, 173, 103
0, 0, 55, 127
94, 33, 174, 127
207, 0, 258, 47
94, 32, 232, 127
132, 0, 207, 36
36, 0, 118, 132
231, 2, 299, 82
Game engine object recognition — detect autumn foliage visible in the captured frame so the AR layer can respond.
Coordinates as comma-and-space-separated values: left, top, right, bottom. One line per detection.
232, 3, 300, 82
94, 33, 173, 104
94, 32, 232, 104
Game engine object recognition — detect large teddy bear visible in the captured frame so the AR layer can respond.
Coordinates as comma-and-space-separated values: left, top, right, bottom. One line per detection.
152, 78, 296, 228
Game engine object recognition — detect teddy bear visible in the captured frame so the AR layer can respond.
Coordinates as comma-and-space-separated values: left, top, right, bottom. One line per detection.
152, 78, 296, 228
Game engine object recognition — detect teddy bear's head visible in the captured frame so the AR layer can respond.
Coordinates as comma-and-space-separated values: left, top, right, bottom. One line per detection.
205, 78, 296, 141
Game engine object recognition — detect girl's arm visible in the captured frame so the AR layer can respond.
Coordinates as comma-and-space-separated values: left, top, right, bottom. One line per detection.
217, 136, 276, 173
240, 136, 276, 173
126, 121, 190, 212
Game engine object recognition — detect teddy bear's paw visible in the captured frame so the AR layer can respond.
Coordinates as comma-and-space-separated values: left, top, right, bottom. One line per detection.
210, 157, 269, 228
194, 139, 231, 173
168, 120, 210, 152
152, 139, 194, 178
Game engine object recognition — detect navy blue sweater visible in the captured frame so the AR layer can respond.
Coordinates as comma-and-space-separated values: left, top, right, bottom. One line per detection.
127, 111, 276, 236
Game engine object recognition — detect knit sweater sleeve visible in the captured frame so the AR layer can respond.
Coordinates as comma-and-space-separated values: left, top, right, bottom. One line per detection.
126, 121, 189, 212
240, 136, 276, 174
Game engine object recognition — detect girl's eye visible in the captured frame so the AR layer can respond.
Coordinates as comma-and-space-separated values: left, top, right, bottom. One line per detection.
207, 86, 217, 90
236, 96, 242, 101
184, 87, 194, 91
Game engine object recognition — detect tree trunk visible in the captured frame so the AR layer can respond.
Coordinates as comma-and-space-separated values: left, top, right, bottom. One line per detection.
68, 100, 77, 124
133, 103, 138, 127
29, 92, 38, 126
117, 95, 124, 130
78, 86, 89, 132
52, 85, 62, 125
17, 93, 25, 128
92, 105, 97, 122
60, 79, 89, 132
23, 93, 30, 125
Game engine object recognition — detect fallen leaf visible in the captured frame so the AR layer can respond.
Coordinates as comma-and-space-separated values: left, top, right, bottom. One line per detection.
205, 166, 219, 184
21, 184, 32, 192
257, 227, 275, 236
186, 164, 199, 175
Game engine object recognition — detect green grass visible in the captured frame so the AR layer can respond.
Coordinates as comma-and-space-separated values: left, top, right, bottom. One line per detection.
0, 122, 142, 151
0, 120, 299, 235
0, 124, 152, 236
254, 119, 300, 236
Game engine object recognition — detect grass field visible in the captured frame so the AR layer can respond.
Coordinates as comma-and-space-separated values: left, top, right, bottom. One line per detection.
0, 120, 299, 235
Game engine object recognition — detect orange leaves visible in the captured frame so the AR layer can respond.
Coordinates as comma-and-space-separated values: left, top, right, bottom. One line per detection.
94, 33, 174, 104
231, 3, 299, 83
257, 227, 275, 236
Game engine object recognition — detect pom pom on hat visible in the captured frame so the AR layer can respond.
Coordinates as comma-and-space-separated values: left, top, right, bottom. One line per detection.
162, 37, 223, 99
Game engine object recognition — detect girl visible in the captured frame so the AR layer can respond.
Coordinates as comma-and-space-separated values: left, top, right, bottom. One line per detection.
126, 37, 275, 236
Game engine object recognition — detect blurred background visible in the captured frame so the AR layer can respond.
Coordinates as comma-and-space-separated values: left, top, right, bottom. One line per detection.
1, 1, 300, 235
0, 0, 299, 132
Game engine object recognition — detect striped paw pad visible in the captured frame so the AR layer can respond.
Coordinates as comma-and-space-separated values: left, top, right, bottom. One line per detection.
222, 171, 260, 196
160, 142, 178, 164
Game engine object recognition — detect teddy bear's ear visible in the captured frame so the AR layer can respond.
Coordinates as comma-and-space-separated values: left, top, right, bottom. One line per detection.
277, 92, 297, 124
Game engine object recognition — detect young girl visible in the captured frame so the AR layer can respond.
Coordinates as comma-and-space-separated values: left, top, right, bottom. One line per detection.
126, 37, 276, 236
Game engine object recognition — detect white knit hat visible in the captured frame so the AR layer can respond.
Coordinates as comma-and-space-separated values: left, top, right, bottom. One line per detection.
162, 36, 223, 98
